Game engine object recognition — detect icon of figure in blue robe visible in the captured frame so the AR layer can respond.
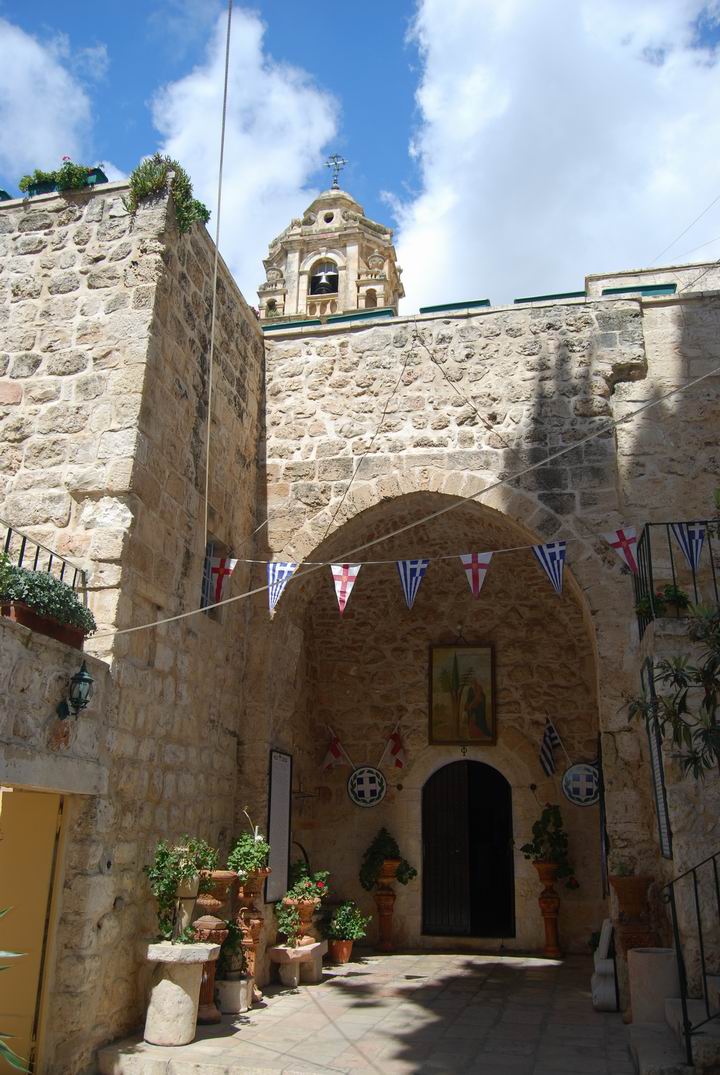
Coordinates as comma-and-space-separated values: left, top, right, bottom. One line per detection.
464, 676, 491, 739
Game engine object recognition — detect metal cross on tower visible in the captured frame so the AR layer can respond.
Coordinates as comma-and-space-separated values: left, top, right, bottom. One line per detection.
325, 153, 348, 189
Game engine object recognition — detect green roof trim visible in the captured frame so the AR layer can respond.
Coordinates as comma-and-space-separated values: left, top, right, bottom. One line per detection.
514, 290, 585, 304
419, 299, 491, 313
262, 318, 322, 332
601, 283, 677, 298
326, 307, 395, 324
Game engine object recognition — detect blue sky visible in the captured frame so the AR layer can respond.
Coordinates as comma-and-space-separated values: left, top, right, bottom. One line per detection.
2, 1, 720, 310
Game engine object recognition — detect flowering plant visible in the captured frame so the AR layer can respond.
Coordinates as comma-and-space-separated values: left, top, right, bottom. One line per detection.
284, 859, 330, 903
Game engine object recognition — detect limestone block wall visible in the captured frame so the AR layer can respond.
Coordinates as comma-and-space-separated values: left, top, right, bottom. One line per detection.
0, 184, 264, 1072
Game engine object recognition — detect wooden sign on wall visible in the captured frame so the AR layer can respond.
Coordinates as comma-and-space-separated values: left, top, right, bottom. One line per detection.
266, 749, 292, 903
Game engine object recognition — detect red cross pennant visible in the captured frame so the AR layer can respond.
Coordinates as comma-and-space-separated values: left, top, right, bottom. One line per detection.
331, 563, 361, 614
459, 552, 493, 597
210, 556, 238, 602
603, 528, 638, 574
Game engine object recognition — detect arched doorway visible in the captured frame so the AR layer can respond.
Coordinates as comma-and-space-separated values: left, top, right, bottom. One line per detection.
422, 760, 515, 938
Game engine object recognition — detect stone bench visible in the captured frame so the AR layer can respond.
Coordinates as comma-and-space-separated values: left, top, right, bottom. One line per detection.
267, 940, 328, 988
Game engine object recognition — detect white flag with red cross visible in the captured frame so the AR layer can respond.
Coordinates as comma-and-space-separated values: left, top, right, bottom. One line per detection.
322, 729, 351, 771
459, 552, 493, 597
385, 728, 407, 769
603, 527, 639, 574
209, 556, 238, 603
331, 563, 361, 614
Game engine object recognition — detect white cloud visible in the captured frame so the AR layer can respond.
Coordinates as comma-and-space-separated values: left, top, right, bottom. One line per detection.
396, 0, 720, 310
153, 7, 338, 304
0, 18, 93, 179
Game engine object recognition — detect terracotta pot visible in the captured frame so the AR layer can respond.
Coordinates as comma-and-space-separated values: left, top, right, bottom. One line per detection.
2, 601, 85, 650
328, 939, 353, 964
196, 869, 238, 918
241, 866, 271, 904
609, 876, 652, 920
378, 858, 401, 888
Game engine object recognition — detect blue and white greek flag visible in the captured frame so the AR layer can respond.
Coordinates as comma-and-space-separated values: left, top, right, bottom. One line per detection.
396, 559, 429, 609
671, 522, 705, 573
532, 541, 567, 595
267, 561, 298, 611
540, 718, 562, 776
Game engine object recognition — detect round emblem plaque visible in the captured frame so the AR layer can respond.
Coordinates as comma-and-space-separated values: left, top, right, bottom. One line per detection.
561, 762, 600, 807
347, 766, 387, 808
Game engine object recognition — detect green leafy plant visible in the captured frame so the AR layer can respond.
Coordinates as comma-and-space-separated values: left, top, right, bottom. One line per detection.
286, 859, 330, 902
636, 584, 691, 619
144, 837, 218, 941
328, 901, 371, 941
18, 157, 96, 194
520, 804, 579, 889
275, 900, 301, 948
628, 605, 720, 778
359, 828, 417, 892
0, 560, 96, 635
0, 909, 29, 1072
227, 831, 270, 881
124, 153, 210, 234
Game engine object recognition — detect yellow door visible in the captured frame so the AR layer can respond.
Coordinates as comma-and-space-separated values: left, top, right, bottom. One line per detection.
0, 789, 62, 1074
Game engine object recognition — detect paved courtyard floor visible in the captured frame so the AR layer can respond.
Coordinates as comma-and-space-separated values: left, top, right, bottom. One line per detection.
99, 952, 633, 1075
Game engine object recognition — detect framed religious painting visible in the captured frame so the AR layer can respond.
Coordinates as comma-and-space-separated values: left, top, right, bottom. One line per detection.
429, 644, 496, 745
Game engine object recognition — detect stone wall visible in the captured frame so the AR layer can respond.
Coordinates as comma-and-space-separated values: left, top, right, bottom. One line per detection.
0, 183, 264, 1073
256, 277, 720, 958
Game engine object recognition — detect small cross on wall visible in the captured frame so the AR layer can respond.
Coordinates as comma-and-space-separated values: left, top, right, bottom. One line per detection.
325, 154, 348, 189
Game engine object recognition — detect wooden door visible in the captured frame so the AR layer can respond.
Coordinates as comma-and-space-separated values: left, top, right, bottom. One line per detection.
422, 761, 515, 938
0, 788, 62, 1074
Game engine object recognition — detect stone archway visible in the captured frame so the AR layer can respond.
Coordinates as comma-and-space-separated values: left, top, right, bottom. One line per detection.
250, 490, 605, 953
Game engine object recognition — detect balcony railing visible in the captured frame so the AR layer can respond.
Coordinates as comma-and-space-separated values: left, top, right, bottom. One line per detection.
633, 520, 719, 638
1, 519, 87, 601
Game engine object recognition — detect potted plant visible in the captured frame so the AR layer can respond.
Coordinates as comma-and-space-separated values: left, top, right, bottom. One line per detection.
521, 803, 578, 959
227, 829, 270, 887
327, 900, 371, 964
277, 860, 330, 947
18, 167, 57, 197
657, 583, 690, 616
359, 828, 417, 892
124, 153, 210, 234
1, 908, 29, 1072
0, 557, 96, 649
144, 837, 218, 941
635, 593, 665, 619
18, 158, 108, 198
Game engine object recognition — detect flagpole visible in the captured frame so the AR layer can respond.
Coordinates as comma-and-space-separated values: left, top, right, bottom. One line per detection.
550, 717, 572, 767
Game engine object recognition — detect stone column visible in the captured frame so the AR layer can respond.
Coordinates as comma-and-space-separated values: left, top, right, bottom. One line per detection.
144, 941, 220, 1046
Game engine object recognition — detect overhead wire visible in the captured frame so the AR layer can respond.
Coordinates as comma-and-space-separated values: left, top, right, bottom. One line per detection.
650, 189, 720, 266
92, 357, 720, 639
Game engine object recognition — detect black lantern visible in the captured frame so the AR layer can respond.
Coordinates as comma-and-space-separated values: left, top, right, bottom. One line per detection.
57, 661, 94, 719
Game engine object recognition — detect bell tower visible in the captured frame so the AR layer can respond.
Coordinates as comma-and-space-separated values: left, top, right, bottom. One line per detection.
257, 157, 404, 321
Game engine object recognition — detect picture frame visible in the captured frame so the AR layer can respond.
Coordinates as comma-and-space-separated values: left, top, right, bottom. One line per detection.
429, 644, 496, 745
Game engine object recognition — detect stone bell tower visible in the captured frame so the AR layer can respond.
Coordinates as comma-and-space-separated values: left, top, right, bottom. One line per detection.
257, 158, 404, 321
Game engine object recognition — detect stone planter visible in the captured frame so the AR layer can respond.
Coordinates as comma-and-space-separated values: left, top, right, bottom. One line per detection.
628, 947, 679, 1023
609, 875, 652, 921
328, 939, 354, 964
144, 941, 220, 1046
1, 601, 85, 650
216, 974, 254, 1014
533, 861, 562, 959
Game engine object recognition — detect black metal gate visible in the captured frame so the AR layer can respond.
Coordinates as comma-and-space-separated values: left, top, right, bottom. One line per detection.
422, 760, 515, 937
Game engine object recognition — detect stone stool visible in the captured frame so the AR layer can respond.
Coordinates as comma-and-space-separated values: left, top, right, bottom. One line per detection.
267, 940, 328, 988
144, 941, 220, 1046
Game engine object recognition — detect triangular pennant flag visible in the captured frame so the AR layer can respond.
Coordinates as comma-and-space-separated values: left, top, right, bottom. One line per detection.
331, 563, 361, 614
459, 552, 493, 597
386, 728, 407, 769
671, 522, 705, 572
267, 561, 298, 611
532, 541, 566, 595
603, 527, 639, 574
396, 559, 429, 609
208, 556, 238, 603
322, 731, 348, 771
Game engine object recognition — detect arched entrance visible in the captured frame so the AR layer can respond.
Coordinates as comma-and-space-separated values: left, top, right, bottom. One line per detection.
422, 760, 514, 938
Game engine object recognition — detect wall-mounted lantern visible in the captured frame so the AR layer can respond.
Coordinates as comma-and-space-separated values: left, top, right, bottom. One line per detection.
56, 661, 94, 720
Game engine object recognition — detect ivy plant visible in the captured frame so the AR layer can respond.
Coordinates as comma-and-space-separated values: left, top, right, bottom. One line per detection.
217, 919, 245, 978
520, 803, 579, 889
124, 153, 210, 234
275, 899, 301, 947
628, 605, 720, 778
0, 558, 96, 635
144, 837, 218, 941
359, 828, 417, 892
227, 831, 270, 881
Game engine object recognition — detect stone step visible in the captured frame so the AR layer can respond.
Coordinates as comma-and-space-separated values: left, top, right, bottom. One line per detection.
665, 998, 720, 1071
629, 1022, 695, 1075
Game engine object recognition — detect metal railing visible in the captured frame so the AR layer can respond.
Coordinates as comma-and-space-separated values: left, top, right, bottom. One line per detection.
634, 520, 719, 638
1, 519, 87, 600
663, 850, 720, 1067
